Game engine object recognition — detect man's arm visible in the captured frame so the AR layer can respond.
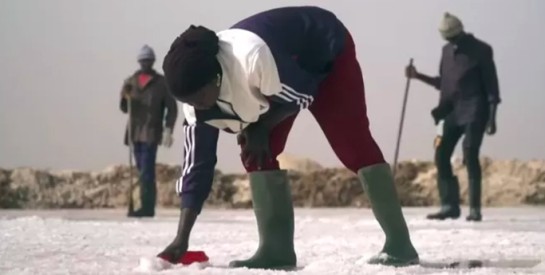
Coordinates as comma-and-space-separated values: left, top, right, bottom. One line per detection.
119, 80, 132, 113
416, 72, 441, 90
407, 52, 443, 90
164, 90, 179, 130
480, 46, 501, 105
416, 57, 442, 90
480, 46, 501, 134
176, 120, 219, 213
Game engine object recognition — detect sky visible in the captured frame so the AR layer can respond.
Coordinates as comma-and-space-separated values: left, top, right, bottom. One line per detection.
0, 0, 544, 173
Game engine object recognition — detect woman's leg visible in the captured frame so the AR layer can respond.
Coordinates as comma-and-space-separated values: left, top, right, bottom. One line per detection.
309, 32, 418, 266
231, 114, 298, 269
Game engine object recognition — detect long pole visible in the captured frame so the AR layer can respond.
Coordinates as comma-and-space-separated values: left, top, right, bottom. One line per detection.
127, 94, 135, 216
393, 58, 414, 177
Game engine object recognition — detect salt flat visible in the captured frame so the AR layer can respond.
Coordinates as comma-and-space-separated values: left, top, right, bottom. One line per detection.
1, 207, 544, 275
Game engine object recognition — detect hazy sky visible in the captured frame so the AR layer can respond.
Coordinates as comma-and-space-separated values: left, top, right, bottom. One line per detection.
1, 0, 544, 173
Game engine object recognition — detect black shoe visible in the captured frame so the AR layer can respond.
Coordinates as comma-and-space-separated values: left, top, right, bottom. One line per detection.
130, 180, 157, 218
467, 178, 482, 222
128, 208, 155, 218
367, 252, 420, 267
426, 206, 460, 220
466, 208, 482, 222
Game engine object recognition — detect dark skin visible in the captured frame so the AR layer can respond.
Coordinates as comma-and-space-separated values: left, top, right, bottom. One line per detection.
175, 77, 221, 110
159, 73, 298, 263
121, 59, 155, 98
139, 58, 155, 74
158, 77, 221, 262
237, 102, 298, 169
405, 32, 497, 135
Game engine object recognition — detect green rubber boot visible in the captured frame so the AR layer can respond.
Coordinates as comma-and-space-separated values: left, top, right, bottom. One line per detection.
229, 170, 297, 270
359, 163, 419, 267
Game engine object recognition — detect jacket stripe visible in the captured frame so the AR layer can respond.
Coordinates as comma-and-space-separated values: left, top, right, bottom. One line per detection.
177, 124, 195, 194
276, 84, 314, 109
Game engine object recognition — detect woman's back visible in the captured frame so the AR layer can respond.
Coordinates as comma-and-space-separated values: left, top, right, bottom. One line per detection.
231, 6, 347, 74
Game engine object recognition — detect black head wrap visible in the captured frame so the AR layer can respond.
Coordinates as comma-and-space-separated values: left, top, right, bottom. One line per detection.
163, 25, 221, 98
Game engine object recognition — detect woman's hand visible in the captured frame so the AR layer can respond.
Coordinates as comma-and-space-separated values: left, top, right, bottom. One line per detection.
157, 208, 198, 263
157, 239, 188, 264
237, 122, 271, 170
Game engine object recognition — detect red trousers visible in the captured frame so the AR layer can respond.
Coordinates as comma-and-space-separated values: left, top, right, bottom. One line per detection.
242, 33, 385, 173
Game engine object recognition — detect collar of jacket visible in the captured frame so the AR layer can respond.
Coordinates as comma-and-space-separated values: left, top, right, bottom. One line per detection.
450, 33, 475, 53
133, 69, 158, 77
131, 69, 159, 88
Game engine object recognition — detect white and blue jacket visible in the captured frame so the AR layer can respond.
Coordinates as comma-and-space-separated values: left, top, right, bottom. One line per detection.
176, 6, 347, 212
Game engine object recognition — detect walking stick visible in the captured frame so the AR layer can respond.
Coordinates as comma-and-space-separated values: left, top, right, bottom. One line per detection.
126, 93, 136, 216
392, 58, 414, 177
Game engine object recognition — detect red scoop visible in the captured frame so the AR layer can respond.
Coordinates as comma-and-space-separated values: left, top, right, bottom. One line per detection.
158, 250, 209, 265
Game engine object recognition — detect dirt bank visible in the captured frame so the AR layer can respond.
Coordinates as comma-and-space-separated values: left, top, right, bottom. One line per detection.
1, 157, 544, 209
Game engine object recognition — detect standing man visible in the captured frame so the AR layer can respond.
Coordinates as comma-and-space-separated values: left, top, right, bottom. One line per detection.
406, 13, 501, 222
120, 45, 179, 217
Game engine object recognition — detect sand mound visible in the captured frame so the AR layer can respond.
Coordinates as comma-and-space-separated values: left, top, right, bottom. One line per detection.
277, 153, 323, 173
1, 156, 544, 209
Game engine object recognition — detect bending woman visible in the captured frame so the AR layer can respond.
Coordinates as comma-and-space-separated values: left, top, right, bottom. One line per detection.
159, 6, 419, 269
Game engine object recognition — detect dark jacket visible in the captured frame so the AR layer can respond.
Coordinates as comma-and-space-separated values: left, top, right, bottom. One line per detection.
120, 70, 178, 145
430, 34, 501, 125
232, 6, 346, 76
